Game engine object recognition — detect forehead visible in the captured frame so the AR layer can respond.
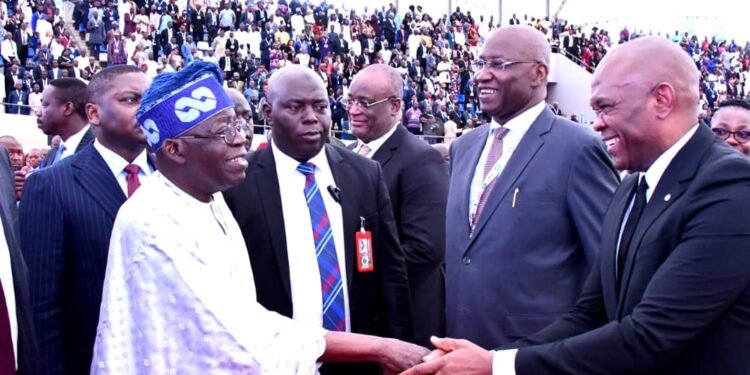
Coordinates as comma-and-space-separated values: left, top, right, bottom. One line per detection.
276, 74, 327, 101
713, 107, 750, 125
106, 72, 151, 95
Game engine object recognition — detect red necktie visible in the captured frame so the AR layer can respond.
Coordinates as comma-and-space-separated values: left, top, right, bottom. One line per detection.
124, 164, 141, 197
0, 278, 15, 374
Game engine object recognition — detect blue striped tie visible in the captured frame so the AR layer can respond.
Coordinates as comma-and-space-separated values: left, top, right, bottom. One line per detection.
297, 162, 346, 331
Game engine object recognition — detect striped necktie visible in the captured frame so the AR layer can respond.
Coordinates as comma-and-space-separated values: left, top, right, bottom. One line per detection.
297, 162, 346, 331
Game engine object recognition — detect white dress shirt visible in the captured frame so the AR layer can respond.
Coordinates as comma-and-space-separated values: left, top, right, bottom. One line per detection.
492, 124, 700, 375
271, 142, 351, 332
92, 172, 326, 373
59, 125, 91, 160
354, 123, 399, 158
468, 100, 546, 226
93, 140, 153, 197
0, 220, 17, 369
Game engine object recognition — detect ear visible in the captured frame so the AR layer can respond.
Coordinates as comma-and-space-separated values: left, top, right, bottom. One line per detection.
532, 63, 548, 87
160, 139, 188, 165
62, 101, 75, 117
86, 102, 100, 127
652, 83, 676, 120
262, 101, 273, 123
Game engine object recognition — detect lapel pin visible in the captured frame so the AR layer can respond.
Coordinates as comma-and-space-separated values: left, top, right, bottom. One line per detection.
664, 193, 671, 202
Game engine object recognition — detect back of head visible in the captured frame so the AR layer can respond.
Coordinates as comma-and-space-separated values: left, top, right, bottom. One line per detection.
49, 78, 89, 120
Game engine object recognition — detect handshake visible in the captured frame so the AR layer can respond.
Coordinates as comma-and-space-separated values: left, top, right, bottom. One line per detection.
326, 333, 493, 375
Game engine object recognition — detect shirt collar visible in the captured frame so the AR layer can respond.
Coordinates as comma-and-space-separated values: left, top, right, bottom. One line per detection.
93, 139, 153, 178
356, 123, 399, 157
60, 125, 90, 155
643, 124, 699, 200
489, 100, 547, 134
271, 141, 330, 176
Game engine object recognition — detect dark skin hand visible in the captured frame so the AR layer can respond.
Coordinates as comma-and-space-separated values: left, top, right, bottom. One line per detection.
400, 336, 494, 375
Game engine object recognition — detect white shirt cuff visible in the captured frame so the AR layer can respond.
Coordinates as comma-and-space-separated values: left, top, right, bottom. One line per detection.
492, 349, 518, 375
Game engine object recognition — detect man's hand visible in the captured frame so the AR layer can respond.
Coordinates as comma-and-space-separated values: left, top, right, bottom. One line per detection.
399, 336, 493, 375
376, 338, 431, 374
14, 170, 26, 201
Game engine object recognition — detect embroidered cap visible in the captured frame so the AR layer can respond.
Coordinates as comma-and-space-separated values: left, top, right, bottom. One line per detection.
136, 61, 234, 152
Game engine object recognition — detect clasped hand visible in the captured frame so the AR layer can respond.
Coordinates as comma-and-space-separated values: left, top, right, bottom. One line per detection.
398, 336, 494, 375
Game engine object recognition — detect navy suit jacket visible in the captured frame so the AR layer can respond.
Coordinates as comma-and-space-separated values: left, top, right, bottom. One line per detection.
350, 125, 448, 346
515, 125, 750, 374
224, 144, 412, 375
445, 107, 619, 348
0, 149, 41, 375
6, 90, 29, 115
40, 128, 95, 169
19, 144, 136, 374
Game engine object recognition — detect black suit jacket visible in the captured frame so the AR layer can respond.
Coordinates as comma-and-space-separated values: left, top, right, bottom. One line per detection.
0, 149, 41, 375
18, 144, 150, 374
40, 127, 95, 168
224, 144, 412, 374
349, 125, 448, 346
515, 125, 750, 374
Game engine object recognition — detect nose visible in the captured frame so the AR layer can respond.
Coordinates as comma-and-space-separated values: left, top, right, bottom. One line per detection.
474, 67, 491, 83
300, 105, 319, 124
592, 113, 606, 133
726, 135, 740, 146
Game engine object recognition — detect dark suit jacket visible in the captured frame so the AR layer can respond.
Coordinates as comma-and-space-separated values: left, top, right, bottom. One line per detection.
18, 144, 134, 374
349, 125, 448, 346
224, 144, 412, 375
40, 127, 95, 168
0, 149, 41, 375
6, 90, 29, 115
515, 125, 750, 374
445, 107, 619, 348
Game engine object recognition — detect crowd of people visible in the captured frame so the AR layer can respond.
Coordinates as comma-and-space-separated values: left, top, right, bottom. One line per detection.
0, 0, 749, 368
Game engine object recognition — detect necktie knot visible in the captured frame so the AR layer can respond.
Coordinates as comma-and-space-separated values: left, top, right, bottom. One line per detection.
357, 144, 371, 156
296, 162, 316, 176
124, 164, 140, 176
495, 126, 509, 140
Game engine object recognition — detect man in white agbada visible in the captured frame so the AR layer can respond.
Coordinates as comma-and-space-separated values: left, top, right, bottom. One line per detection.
92, 62, 428, 374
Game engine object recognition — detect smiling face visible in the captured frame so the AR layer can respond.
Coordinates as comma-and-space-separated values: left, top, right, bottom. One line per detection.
474, 27, 548, 125
265, 67, 331, 162
711, 105, 750, 156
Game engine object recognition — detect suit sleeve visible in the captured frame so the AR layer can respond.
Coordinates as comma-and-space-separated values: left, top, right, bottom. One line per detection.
566, 137, 619, 272
18, 171, 66, 374
516, 160, 750, 375
374, 164, 413, 341
399, 148, 448, 268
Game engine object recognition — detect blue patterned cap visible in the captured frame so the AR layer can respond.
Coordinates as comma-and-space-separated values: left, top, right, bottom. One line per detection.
136, 62, 233, 152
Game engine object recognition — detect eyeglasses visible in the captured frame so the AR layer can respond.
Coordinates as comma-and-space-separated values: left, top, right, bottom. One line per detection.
712, 128, 750, 144
341, 96, 399, 110
179, 119, 250, 145
471, 59, 539, 71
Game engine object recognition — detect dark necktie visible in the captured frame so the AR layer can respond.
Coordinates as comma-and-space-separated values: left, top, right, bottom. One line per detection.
472, 127, 509, 227
0, 278, 14, 374
617, 176, 649, 282
124, 164, 141, 197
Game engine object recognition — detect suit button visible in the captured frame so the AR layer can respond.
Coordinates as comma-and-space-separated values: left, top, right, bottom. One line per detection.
462, 257, 471, 265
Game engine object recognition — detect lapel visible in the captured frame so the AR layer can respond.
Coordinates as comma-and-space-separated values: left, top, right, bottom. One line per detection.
455, 125, 490, 241
253, 147, 292, 299
466, 108, 553, 253
71, 145, 127, 220
75, 127, 95, 153
371, 125, 406, 168
325, 145, 355, 290
601, 174, 638, 318
616, 126, 716, 314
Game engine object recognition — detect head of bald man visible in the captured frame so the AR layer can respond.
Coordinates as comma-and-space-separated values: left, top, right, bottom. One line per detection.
348, 64, 404, 143
225, 87, 254, 150
263, 65, 331, 162
475, 25, 550, 125
591, 36, 700, 172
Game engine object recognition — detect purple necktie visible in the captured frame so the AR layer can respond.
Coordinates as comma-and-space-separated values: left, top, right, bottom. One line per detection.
472, 127, 509, 227
0, 278, 15, 374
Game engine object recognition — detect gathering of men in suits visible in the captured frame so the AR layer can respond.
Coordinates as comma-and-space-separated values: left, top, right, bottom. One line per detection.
404, 33, 750, 375
19, 65, 153, 374
0, 16, 749, 375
